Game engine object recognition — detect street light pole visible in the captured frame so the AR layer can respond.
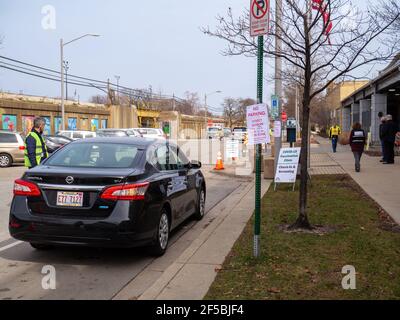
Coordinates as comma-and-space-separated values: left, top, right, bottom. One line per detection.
204, 91, 222, 137
60, 34, 100, 131
60, 39, 65, 130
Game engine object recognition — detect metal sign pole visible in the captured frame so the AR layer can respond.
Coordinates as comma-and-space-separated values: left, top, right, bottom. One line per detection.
254, 35, 263, 258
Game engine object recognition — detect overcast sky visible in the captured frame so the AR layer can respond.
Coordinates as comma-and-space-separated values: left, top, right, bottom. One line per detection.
0, 0, 376, 113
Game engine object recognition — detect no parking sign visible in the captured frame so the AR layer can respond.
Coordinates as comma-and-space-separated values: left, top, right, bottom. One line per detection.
250, 0, 270, 37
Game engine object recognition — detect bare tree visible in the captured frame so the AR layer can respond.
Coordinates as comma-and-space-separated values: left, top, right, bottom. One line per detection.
203, 0, 399, 230
374, 0, 400, 51
222, 98, 239, 128
90, 94, 108, 104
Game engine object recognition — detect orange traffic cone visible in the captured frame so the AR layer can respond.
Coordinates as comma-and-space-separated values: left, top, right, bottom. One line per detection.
214, 151, 225, 170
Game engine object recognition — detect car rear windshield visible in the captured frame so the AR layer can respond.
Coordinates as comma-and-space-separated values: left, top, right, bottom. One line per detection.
208, 127, 220, 132
233, 127, 247, 132
0, 132, 18, 143
45, 142, 141, 168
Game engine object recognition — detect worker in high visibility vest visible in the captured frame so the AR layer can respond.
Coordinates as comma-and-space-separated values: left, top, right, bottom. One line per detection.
24, 117, 49, 168
329, 124, 341, 153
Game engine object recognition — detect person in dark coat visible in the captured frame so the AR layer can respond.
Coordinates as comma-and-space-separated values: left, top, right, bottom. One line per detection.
24, 117, 49, 169
380, 114, 398, 164
379, 115, 386, 162
349, 122, 366, 172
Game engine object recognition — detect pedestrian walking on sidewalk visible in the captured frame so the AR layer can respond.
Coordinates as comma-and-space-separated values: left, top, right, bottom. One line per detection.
380, 114, 398, 164
379, 115, 387, 162
349, 122, 366, 172
329, 124, 341, 153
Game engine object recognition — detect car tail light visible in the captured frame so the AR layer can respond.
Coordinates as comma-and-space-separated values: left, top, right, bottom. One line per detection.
13, 179, 41, 197
100, 182, 149, 201
19, 146, 25, 151
9, 219, 21, 229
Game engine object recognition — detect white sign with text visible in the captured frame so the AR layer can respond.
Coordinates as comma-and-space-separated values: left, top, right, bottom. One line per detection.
246, 104, 270, 145
274, 147, 301, 183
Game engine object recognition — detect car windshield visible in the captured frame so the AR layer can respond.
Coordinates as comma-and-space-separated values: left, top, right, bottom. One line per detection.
233, 127, 247, 132
45, 142, 140, 168
208, 128, 220, 132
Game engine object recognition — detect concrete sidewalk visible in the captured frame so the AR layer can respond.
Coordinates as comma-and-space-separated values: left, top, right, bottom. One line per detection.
330, 150, 400, 224
315, 137, 400, 225
137, 178, 271, 300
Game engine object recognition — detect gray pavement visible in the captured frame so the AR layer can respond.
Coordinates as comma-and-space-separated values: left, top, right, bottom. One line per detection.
0, 165, 251, 300
137, 178, 271, 300
0, 165, 25, 242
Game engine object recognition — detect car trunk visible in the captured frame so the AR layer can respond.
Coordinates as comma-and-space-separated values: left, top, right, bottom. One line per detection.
24, 167, 137, 219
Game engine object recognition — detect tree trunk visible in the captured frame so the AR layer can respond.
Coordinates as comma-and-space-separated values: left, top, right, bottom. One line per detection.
289, 12, 313, 230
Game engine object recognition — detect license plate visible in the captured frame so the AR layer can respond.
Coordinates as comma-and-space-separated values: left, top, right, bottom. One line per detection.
56, 192, 84, 207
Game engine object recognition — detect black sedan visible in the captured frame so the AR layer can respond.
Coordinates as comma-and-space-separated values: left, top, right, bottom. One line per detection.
9, 137, 206, 256
44, 135, 73, 153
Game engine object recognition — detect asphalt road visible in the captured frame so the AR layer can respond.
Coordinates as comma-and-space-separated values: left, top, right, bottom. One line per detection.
0, 165, 250, 300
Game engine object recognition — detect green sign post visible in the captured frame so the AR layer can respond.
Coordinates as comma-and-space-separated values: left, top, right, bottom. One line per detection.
250, 0, 268, 257
254, 35, 264, 257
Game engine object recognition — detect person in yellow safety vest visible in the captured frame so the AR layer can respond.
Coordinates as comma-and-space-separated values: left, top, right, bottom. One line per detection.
329, 124, 341, 153
24, 117, 49, 168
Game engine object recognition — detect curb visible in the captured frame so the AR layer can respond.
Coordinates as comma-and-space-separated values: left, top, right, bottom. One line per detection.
138, 178, 271, 300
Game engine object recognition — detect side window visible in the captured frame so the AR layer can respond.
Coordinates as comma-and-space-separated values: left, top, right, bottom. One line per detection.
152, 145, 178, 171
171, 146, 189, 170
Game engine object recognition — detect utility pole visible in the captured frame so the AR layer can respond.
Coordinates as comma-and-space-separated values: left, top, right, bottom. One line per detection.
274, 0, 283, 170
115, 75, 120, 105
107, 78, 112, 105
204, 91, 222, 138
63, 60, 69, 101
204, 93, 208, 137
60, 34, 100, 130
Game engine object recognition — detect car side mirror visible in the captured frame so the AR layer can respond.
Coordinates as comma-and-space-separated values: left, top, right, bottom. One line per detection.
189, 160, 202, 169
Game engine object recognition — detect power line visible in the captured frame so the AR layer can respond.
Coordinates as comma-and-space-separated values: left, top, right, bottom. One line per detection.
0, 55, 218, 113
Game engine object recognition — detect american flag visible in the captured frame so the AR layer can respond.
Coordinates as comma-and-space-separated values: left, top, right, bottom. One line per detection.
312, 0, 333, 44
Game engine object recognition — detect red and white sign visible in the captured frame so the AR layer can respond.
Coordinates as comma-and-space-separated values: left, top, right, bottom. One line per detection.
282, 111, 288, 122
250, 0, 270, 37
246, 104, 270, 145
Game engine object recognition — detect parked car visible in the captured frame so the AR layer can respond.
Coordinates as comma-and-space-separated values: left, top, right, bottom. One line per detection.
120, 129, 142, 137
223, 127, 232, 138
232, 127, 247, 143
57, 130, 96, 140
0, 131, 25, 167
132, 128, 165, 139
9, 137, 206, 256
207, 126, 223, 140
43, 135, 73, 153
96, 129, 130, 137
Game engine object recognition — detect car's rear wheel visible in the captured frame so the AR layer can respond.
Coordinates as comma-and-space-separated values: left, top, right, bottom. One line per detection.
0, 154, 12, 168
193, 188, 206, 221
150, 208, 170, 256
30, 243, 53, 250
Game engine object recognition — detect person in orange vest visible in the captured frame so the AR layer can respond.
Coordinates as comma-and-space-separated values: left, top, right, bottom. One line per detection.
329, 124, 341, 153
